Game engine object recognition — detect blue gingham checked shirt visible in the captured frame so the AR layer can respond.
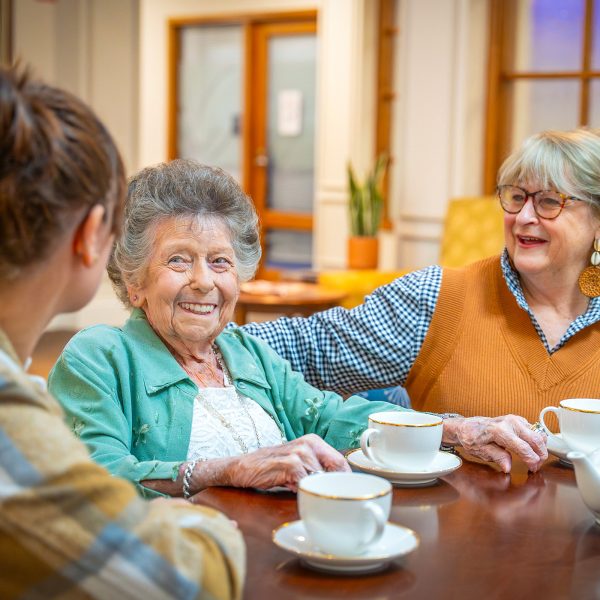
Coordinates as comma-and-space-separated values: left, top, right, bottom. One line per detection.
240, 251, 600, 398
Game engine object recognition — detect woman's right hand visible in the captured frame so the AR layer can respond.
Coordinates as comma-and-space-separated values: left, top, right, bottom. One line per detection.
441, 414, 547, 473
190, 434, 350, 496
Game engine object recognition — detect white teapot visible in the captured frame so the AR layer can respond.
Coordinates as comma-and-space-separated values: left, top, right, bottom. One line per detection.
567, 450, 600, 526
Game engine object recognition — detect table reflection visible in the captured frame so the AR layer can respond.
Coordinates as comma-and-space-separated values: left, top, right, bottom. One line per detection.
197, 452, 600, 599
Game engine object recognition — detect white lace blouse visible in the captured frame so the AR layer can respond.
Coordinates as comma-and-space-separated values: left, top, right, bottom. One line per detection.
186, 382, 285, 461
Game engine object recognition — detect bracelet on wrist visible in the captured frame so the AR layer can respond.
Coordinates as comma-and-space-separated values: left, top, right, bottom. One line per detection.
182, 460, 197, 499
438, 413, 463, 452
183, 458, 208, 499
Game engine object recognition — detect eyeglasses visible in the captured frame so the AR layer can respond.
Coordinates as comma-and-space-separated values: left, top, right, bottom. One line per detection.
496, 185, 581, 220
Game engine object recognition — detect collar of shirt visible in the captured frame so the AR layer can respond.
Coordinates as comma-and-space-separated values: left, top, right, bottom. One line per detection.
0, 328, 47, 391
126, 309, 269, 394
500, 249, 600, 353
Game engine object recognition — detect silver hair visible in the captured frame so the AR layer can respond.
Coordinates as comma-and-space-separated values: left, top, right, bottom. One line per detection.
497, 128, 600, 218
108, 159, 261, 308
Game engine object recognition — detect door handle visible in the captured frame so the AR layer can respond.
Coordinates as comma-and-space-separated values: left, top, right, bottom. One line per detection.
254, 149, 269, 167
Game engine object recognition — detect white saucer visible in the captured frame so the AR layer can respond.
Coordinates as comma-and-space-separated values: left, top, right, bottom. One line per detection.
346, 449, 462, 487
547, 433, 573, 467
272, 520, 419, 574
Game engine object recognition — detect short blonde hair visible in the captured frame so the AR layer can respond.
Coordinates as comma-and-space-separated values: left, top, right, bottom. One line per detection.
497, 128, 600, 217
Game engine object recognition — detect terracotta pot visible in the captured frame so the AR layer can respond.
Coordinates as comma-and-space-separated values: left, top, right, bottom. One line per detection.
347, 236, 379, 270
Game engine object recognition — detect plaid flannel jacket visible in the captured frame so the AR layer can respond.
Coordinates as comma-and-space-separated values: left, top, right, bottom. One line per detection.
0, 329, 245, 599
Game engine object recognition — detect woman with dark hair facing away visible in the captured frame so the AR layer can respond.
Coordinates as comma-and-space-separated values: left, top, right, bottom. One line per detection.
0, 65, 244, 599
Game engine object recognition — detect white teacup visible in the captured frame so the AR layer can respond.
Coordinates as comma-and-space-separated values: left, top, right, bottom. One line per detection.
360, 411, 443, 471
540, 399, 600, 454
297, 472, 391, 556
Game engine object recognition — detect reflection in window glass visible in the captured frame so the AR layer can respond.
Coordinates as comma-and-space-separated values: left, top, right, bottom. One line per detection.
513, 0, 584, 72
509, 79, 579, 149
266, 230, 313, 270
179, 26, 243, 182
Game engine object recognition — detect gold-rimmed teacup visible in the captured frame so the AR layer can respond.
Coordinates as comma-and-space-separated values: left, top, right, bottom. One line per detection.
540, 399, 600, 455
297, 472, 391, 556
360, 411, 443, 471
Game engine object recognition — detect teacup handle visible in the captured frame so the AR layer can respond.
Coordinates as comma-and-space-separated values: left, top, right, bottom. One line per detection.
539, 406, 560, 441
360, 428, 380, 464
358, 502, 387, 550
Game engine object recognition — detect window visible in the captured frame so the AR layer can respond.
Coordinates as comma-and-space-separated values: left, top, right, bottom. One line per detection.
485, 0, 600, 191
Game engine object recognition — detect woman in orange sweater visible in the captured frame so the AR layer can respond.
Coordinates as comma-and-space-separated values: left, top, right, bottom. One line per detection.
243, 128, 600, 473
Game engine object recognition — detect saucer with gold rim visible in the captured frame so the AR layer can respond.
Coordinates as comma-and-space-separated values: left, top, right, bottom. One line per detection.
346, 448, 462, 487
272, 519, 419, 574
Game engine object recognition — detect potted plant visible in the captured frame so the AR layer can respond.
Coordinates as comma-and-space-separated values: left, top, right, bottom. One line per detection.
347, 154, 387, 269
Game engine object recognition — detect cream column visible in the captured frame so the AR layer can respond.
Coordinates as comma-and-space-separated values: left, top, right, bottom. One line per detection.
313, 0, 379, 269
392, 0, 489, 269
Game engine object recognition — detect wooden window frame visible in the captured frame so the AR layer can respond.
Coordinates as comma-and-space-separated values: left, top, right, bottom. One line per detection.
375, 0, 398, 230
484, 0, 599, 193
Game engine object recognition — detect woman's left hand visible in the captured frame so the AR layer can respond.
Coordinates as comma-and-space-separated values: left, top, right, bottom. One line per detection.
441, 414, 548, 473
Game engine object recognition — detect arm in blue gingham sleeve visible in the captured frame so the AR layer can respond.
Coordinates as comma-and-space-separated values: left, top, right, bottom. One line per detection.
239, 266, 442, 396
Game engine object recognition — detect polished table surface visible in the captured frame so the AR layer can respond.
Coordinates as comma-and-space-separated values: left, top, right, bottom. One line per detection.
197, 452, 600, 599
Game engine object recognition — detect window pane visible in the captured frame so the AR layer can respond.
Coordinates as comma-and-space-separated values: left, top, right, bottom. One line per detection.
588, 79, 600, 125
178, 26, 243, 181
266, 34, 317, 214
265, 230, 312, 270
512, 0, 585, 72
593, 2, 600, 69
508, 79, 580, 149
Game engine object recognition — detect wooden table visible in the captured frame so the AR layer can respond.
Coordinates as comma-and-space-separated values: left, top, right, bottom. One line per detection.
197, 453, 600, 599
235, 281, 347, 324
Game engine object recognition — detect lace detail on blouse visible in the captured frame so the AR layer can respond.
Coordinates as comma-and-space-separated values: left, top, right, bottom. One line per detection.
186, 385, 285, 460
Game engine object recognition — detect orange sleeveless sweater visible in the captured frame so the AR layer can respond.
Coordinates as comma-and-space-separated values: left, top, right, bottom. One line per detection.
405, 256, 600, 425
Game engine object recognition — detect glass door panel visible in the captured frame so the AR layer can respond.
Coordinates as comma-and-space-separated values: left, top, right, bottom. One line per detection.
265, 229, 313, 270
266, 34, 316, 214
178, 25, 243, 181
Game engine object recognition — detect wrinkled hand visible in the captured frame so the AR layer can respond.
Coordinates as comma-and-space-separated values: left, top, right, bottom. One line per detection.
221, 434, 350, 492
443, 415, 547, 473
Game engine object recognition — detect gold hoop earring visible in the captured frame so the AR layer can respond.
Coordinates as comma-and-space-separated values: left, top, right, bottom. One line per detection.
578, 238, 600, 298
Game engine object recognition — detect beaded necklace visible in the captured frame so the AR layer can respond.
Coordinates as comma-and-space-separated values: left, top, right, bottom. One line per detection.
198, 346, 263, 454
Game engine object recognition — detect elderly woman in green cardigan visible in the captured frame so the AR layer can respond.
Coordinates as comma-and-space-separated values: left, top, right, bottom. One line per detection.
49, 160, 408, 499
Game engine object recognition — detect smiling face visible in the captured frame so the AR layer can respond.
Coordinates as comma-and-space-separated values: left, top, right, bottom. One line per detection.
503, 181, 600, 287
129, 215, 239, 355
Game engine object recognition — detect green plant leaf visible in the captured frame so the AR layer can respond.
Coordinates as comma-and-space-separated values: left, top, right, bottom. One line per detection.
347, 154, 387, 237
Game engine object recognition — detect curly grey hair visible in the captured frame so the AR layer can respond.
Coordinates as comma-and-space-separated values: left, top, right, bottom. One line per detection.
498, 128, 600, 219
108, 159, 261, 308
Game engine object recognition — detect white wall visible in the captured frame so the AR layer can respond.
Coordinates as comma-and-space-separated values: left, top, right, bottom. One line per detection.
392, 0, 489, 268
12, 0, 138, 329
12, 0, 489, 328
13, 0, 140, 172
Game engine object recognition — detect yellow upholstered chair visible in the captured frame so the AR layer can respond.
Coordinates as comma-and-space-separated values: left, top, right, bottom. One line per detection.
318, 269, 408, 309
319, 195, 504, 308
438, 195, 504, 268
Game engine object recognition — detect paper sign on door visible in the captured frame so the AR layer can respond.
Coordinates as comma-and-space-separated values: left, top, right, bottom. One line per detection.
277, 89, 303, 137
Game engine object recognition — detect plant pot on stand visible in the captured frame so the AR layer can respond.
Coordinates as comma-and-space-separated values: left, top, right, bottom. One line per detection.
348, 236, 379, 269
347, 155, 387, 270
